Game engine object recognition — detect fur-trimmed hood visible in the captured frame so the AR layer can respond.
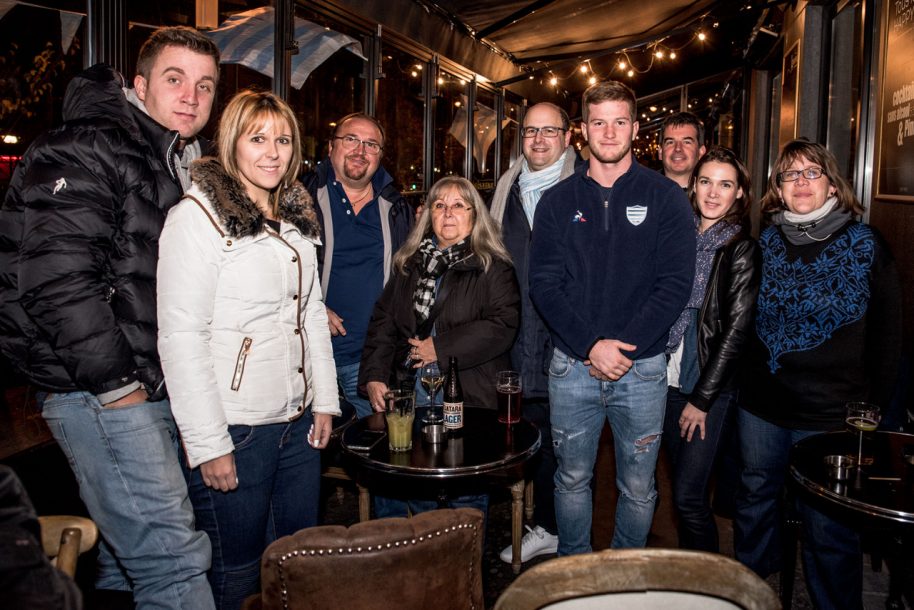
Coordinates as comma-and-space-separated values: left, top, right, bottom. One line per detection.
190, 157, 320, 239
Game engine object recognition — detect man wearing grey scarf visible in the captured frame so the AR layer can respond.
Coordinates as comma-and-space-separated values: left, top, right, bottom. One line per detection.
490, 102, 577, 564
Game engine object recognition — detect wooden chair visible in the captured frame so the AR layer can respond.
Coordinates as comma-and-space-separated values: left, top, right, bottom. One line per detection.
37, 515, 98, 578
243, 508, 484, 610
495, 548, 781, 610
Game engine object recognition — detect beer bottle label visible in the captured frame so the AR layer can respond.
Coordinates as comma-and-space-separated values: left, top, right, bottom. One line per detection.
443, 401, 464, 429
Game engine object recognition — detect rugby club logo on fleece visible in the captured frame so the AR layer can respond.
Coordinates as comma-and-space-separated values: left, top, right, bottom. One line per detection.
626, 205, 647, 226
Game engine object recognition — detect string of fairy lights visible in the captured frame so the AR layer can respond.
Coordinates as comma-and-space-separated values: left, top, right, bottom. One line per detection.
542, 26, 713, 91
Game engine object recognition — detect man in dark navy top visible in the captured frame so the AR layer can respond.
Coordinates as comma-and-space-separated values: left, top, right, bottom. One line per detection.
301, 114, 412, 417
529, 81, 695, 555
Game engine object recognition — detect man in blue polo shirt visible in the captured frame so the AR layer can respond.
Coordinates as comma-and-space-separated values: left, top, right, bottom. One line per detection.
529, 81, 695, 555
301, 113, 412, 417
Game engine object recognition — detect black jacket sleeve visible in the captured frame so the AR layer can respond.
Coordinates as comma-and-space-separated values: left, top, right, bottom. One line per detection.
16, 126, 140, 396
359, 270, 412, 388
689, 238, 761, 412
863, 231, 903, 409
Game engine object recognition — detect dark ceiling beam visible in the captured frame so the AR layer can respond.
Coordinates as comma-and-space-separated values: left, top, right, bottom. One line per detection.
474, 0, 558, 40
411, 0, 519, 62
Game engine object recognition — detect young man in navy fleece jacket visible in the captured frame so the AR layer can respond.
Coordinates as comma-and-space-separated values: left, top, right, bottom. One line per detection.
529, 80, 696, 555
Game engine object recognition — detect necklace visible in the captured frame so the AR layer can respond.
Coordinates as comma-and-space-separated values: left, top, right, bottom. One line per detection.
347, 185, 373, 206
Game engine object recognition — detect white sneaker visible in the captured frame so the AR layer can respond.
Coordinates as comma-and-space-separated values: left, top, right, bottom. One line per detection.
499, 525, 559, 564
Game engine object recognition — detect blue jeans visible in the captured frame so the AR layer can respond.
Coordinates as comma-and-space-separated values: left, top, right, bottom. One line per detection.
662, 386, 737, 551
337, 361, 372, 418
734, 408, 863, 610
549, 349, 667, 555
185, 411, 321, 610
41, 392, 214, 610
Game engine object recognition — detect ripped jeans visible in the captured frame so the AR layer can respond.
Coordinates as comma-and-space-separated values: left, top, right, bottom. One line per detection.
549, 349, 667, 555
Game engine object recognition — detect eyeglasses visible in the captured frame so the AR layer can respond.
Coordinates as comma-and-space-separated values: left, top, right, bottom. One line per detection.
778, 167, 825, 182
430, 201, 473, 215
333, 135, 382, 155
521, 126, 566, 138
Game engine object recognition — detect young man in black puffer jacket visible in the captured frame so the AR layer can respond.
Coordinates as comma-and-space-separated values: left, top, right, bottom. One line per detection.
0, 27, 220, 609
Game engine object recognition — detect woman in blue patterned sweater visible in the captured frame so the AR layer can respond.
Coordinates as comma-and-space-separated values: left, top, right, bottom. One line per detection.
734, 139, 902, 610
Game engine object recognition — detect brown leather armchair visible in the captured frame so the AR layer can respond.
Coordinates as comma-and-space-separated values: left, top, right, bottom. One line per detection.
244, 507, 484, 610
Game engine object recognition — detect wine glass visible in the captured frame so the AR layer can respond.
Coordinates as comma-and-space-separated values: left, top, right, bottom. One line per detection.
845, 402, 880, 467
419, 361, 443, 423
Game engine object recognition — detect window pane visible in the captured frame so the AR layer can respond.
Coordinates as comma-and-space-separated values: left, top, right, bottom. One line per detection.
377, 47, 425, 195
472, 86, 497, 193
501, 97, 521, 172
826, 3, 863, 180
635, 88, 682, 168
291, 47, 365, 172
291, 5, 366, 173
0, 2, 85, 194
433, 71, 467, 180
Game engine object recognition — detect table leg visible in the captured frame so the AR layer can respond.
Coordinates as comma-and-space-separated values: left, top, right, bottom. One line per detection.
510, 479, 524, 574
524, 480, 535, 521
357, 483, 370, 522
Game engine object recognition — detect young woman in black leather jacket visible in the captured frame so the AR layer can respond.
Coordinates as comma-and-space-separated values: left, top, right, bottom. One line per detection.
662, 147, 760, 551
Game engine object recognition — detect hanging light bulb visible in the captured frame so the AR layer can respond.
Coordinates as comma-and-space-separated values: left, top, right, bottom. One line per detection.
698, 31, 707, 41
588, 76, 597, 85
655, 50, 664, 59
580, 64, 589, 74
627, 69, 634, 77
618, 60, 627, 70
669, 51, 677, 59
550, 76, 558, 86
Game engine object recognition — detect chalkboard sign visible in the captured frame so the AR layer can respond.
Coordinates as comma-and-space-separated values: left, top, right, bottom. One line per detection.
877, 0, 914, 200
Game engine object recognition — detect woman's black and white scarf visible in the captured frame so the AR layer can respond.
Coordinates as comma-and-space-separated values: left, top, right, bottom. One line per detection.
413, 237, 471, 324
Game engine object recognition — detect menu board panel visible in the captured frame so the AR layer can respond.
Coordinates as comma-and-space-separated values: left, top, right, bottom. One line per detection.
878, 0, 914, 200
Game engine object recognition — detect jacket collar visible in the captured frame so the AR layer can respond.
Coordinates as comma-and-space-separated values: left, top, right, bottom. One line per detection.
317, 157, 397, 200
580, 155, 643, 189
190, 157, 320, 239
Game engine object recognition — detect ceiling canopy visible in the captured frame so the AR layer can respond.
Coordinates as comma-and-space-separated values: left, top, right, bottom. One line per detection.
416, 0, 784, 96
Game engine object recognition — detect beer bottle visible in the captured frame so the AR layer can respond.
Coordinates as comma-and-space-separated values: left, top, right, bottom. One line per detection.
443, 356, 464, 433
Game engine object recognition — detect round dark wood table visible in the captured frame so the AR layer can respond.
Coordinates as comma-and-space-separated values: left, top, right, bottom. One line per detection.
788, 431, 914, 609
342, 406, 541, 573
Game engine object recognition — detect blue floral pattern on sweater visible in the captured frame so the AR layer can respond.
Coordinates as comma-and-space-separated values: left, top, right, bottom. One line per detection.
756, 223, 873, 372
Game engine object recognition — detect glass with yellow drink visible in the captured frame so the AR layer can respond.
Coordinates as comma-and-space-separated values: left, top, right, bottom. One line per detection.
385, 389, 416, 452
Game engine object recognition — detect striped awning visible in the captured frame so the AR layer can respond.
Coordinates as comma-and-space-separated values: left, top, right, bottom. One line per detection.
207, 6, 366, 90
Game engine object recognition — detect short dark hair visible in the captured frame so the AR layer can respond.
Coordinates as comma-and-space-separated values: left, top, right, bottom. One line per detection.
689, 146, 752, 230
660, 111, 705, 146
333, 112, 386, 147
136, 26, 220, 81
582, 80, 637, 123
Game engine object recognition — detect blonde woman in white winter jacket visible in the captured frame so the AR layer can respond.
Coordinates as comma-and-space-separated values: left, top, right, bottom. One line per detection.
157, 90, 339, 610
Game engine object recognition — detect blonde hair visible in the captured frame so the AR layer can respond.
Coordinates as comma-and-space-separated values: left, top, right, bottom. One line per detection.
216, 90, 302, 217
393, 177, 511, 273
